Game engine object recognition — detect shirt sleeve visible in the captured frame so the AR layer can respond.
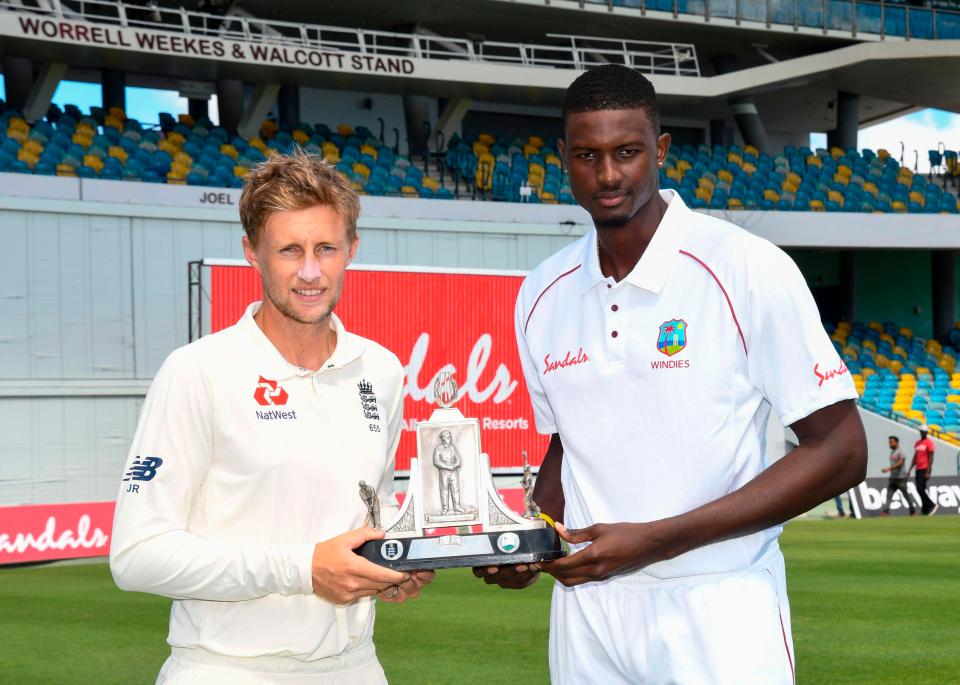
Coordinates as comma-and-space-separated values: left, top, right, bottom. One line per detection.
744, 242, 859, 427
109, 348, 315, 601
515, 282, 557, 435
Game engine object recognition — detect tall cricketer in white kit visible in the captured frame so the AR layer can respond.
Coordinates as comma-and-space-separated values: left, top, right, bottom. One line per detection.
476, 65, 867, 685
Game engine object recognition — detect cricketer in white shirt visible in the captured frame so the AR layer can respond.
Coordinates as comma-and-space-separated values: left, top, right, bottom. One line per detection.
111, 156, 430, 684
480, 65, 866, 685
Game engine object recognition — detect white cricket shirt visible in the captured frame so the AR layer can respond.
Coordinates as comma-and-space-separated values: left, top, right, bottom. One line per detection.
516, 190, 857, 579
110, 302, 403, 661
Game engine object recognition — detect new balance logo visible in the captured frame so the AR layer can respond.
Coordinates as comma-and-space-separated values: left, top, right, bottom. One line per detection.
123, 456, 164, 482
254, 376, 289, 406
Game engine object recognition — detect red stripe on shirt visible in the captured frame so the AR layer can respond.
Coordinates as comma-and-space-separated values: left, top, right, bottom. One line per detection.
524, 264, 582, 335
779, 607, 796, 683
679, 250, 747, 356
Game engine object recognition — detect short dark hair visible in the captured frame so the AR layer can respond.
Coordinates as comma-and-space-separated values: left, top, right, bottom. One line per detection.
561, 64, 661, 138
889, 436, 899, 443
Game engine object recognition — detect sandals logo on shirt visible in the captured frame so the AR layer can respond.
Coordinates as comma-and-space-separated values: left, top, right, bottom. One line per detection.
657, 319, 688, 357
254, 376, 289, 406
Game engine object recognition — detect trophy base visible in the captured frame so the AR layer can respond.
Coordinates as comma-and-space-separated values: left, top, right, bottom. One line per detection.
356, 526, 565, 571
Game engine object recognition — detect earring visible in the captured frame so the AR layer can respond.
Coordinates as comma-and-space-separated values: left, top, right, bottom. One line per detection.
658, 161, 663, 168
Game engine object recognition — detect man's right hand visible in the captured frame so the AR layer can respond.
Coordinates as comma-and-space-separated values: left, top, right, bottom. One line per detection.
472, 563, 541, 589
311, 527, 410, 604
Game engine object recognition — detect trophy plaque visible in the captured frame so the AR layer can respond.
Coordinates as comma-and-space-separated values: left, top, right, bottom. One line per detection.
356, 373, 564, 570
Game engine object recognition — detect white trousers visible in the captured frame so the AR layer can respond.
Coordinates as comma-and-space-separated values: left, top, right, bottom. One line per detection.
156, 641, 388, 685
549, 555, 795, 685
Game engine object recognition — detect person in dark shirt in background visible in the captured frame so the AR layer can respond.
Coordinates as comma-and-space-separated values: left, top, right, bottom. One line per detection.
880, 436, 915, 516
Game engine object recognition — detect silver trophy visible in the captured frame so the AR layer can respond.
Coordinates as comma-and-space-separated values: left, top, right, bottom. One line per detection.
356, 372, 564, 570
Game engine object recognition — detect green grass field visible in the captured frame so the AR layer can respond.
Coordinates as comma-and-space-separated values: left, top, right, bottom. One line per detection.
1, 518, 957, 684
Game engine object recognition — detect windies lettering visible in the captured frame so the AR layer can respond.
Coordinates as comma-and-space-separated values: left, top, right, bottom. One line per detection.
543, 348, 589, 375
813, 361, 849, 387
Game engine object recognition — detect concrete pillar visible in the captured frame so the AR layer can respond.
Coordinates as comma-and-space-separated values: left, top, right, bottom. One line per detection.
237, 83, 280, 140
216, 79, 244, 137
101, 69, 126, 112
840, 250, 856, 322
2, 56, 34, 112
433, 98, 471, 151
277, 85, 300, 128
712, 55, 771, 153
827, 91, 859, 151
402, 94, 433, 159
23, 62, 67, 122
932, 251, 955, 341
188, 97, 209, 123
709, 118, 733, 148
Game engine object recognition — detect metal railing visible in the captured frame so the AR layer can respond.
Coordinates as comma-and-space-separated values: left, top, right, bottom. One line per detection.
542, 0, 960, 40
0, 0, 700, 76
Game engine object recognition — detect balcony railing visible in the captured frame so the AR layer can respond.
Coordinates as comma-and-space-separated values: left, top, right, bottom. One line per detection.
0, 0, 700, 76
541, 0, 960, 40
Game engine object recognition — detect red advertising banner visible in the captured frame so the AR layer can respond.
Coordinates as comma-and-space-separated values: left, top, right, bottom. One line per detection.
0, 501, 115, 565
0, 492, 529, 565
210, 263, 548, 471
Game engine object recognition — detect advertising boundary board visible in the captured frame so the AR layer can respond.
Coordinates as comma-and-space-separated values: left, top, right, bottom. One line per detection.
0, 490, 529, 566
847, 476, 960, 517
204, 260, 546, 473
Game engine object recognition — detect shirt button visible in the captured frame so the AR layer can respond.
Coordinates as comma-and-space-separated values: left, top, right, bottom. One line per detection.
611, 330, 619, 338
611, 304, 619, 312
606, 284, 612, 289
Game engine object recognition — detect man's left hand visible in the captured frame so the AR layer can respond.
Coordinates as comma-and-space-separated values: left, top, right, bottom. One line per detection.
376, 570, 436, 604
540, 522, 668, 587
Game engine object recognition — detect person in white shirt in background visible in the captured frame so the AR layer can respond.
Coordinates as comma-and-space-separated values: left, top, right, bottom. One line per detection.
110, 150, 433, 684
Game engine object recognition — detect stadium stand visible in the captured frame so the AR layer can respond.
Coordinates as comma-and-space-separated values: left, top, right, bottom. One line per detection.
833, 319, 960, 445
1, 102, 958, 211
570, 0, 960, 40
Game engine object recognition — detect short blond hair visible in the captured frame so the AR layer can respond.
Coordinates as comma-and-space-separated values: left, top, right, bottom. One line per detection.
239, 149, 360, 246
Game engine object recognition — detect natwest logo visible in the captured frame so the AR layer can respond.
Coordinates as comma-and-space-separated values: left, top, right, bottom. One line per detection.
254, 375, 289, 405
543, 347, 590, 375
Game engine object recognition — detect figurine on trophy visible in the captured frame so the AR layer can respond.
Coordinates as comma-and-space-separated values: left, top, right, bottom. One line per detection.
355, 372, 564, 570
520, 450, 541, 519
358, 480, 380, 529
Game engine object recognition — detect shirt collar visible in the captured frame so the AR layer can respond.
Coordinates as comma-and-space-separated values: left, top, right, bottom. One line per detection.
238, 302, 366, 380
579, 188, 690, 295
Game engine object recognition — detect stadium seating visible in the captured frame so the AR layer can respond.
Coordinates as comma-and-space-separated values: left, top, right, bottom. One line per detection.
831, 319, 960, 445
1, 102, 958, 211
661, 143, 960, 214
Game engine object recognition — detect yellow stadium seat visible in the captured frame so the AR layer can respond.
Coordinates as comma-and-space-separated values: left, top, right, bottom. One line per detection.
545, 154, 562, 167
744, 144, 759, 157
472, 142, 490, 156
727, 152, 742, 165
862, 367, 875, 378
82, 154, 104, 172
875, 355, 889, 368
254, 121, 276, 140
743, 162, 757, 175
104, 115, 124, 131
173, 151, 192, 166
108, 146, 128, 163
909, 191, 925, 206
698, 177, 715, 190
166, 132, 185, 148
528, 135, 544, 148
421, 177, 440, 191
523, 144, 539, 157
916, 367, 930, 376
667, 168, 684, 183
828, 190, 845, 206
400, 185, 418, 197
248, 137, 268, 153
177, 113, 195, 127
541, 191, 557, 204
478, 133, 495, 147
360, 144, 379, 159
71, 132, 92, 148
763, 189, 779, 202
892, 201, 907, 213
56, 163, 76, 177
829, 147, 844, 159
717, 169, 734, 184
863, 182, 879, 197
291, 130, 309, 144
695, 187, 712, 202
809, 200, 825, 211
833, 173, 850, 187
889, 360, 904, 374
352, 163, 370, 179
336, 124, 354, 137
877, 148, 890, 160
676, 159, 691, 173
22, 139, 43, 156
863, 339, 877, 351
233, 165, 249, 178
17, 149, 39, 167
220, 144, 238, 159
727, 198, 743, 209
